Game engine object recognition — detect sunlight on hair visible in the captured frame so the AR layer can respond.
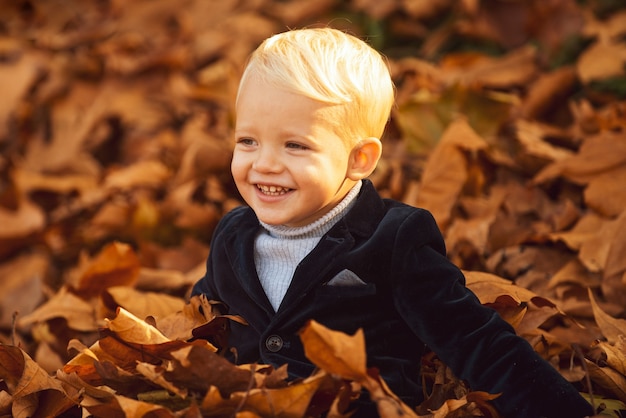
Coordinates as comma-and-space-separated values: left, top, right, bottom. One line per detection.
237, 27, 395, 141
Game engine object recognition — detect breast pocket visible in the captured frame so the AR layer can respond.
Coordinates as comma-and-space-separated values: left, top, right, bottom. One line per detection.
316, 269, 377, 297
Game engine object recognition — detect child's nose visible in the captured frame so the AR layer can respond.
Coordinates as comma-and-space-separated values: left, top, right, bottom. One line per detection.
252, 148, 282, 172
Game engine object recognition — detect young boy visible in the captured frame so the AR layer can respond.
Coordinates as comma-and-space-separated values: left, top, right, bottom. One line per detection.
192, 28, 593, 417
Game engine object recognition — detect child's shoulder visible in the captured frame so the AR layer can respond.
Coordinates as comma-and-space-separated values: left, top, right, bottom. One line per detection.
352, 181, 439, 233
381, 198, 436, 224
214, 205, 257, 234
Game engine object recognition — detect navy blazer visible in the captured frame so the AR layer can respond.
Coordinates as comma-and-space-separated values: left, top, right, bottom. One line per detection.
192, 180, 593, 417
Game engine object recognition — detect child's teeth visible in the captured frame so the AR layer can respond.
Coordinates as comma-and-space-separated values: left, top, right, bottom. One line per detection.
259, 185, 289, 195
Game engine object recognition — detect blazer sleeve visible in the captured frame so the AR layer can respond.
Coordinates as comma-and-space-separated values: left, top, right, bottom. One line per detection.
390, 209, 593, 418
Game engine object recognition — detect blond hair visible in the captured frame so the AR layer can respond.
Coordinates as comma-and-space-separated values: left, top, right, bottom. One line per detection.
237, 27, 395, 142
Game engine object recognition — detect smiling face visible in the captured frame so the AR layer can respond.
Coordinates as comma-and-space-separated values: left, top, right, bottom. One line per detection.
231, 77, 366, 227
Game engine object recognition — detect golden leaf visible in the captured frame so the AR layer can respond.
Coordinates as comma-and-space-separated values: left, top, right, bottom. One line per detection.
299, 320, 367, 381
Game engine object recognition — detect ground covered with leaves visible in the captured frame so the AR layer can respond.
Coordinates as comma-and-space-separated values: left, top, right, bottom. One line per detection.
1, 0, 626, 417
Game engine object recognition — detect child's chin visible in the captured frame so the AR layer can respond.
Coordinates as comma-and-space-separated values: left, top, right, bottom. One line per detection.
256, 213, 287, 226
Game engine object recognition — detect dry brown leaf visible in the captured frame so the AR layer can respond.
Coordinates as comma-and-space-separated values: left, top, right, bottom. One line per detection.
548, 259, 602, 290
584, 166, 626, 217
62, 340, 122, 386
361, 372, 419, 418
200, 385, 241, 414
0, 391, 11, 414
595, 338, 626, 376
152, 295, 215, 341
170, 344, 254, 396
104, 160, 172, 191
176, 115, 233, 182
84, 200, 132, 239
464, 270, 552, 306
113, 394, 175, 418
413, 118, 487, 231
534, 131, 626, 185
445, 187, 507, 256
550, 212, 619, 273
402, 0, 452, 19
238, 372, 329, 418
351, 0, 399, 19
549, 212, 605, 252
0, 199, 45, 240
266, 0, 338, 27
515, 120, 575, 162
588, 289, 626, 344
139, 237, 209, 273
585, 360, 626, 403
465, 270, 568, 335
604, 211, 626, 280
105, 307, 170, 345
442, 45, 538, 88
0, 344, 75, 416
0, 51, 46, 143
300, 320, 367, 382
217, 12, 279, 65
135, 267, 194, 292
520, 66, 578, 120
577, 38, 626, 83
69, 241, 141, 298
135, 362, 188, 398
162, 180, 222, 230
578, 219, 621, 275
421, 396, 471, 418
17, 286, 98, 332
21, 82, 109, 175
33, 341, 64, 375
103, 286, 185, 324
577, 11, 626, 83
0, 252, 48, 329
13, 168, 98, 197
56, 369, 121, 413
445, 216, 493, 259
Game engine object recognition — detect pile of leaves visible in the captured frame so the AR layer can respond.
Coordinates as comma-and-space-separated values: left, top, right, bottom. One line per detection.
2, 295, 498, 418
1, 0, 626, 416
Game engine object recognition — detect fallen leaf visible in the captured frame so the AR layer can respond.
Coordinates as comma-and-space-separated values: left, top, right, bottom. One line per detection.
534, 132, 626, 186
0, 51, 46, 143
299, 320, 367, 382
17, 286, 98, 332
69, 241, 141, 298
585, 360, 626, 403
413, 117, 488, 230
237, 372, 330, 418
596, 337, 626, 376
577, 39, 626, 83
0, 199, 45, 241
102, 286, 185, 324
0, 344, 75, 416
0, 252, 48, 329
603, 211, 626, 280
105, 307, 170, 345
588, 289, 626, 344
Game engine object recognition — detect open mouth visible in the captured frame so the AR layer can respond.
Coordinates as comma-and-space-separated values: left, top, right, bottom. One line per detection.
257, 184, 292, 196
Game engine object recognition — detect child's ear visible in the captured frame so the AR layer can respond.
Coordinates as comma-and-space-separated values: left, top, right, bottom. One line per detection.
347, 137, 382, 180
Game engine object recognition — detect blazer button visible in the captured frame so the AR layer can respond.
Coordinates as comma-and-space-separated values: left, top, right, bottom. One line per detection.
265, 335, 283, 352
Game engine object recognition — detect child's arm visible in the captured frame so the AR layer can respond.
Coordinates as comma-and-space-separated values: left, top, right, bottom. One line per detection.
391, 209, 594, 418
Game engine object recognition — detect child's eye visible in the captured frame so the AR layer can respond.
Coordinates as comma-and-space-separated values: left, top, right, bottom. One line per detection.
236, 137, 256, 146
286, 142, 308, 150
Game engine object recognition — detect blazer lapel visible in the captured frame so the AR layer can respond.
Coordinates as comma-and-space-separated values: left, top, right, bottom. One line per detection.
223, 213, 276, 319
276, 223, 355, 314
